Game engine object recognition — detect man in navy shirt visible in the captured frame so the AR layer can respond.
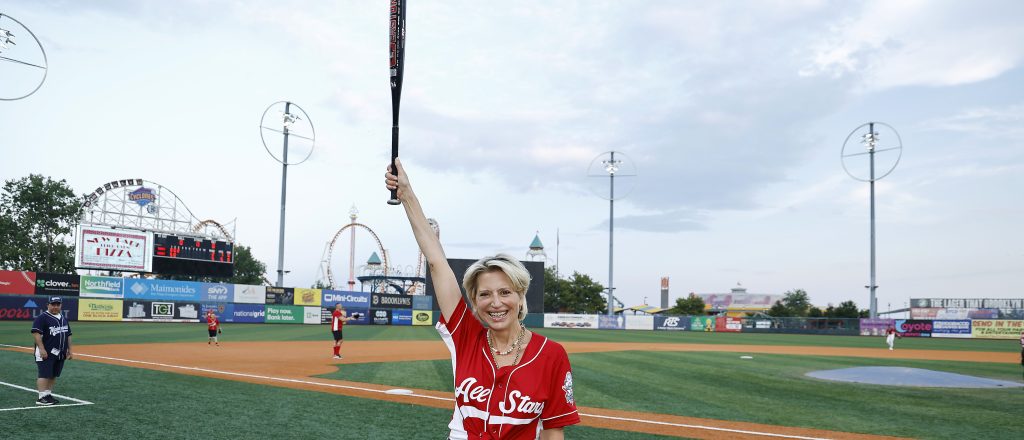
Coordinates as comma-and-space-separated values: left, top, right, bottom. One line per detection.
31, 296, 73, 406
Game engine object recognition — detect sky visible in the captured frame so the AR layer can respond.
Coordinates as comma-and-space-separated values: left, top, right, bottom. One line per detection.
1, 0, 1022, 311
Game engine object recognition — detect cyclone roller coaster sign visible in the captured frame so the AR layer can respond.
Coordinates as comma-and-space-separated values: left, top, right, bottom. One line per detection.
75, 224, 153, 272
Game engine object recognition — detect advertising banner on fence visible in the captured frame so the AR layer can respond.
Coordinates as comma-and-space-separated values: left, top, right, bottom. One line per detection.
234, 284, 265, 304
859, 319, 894, 336
303, 306, 322, 324
123, 300, 200, 322
294, 288, 322, 306
232, 304, 265, 323
34, 273, 80, 296
392, 309, 412, 326
715, 316, 742, 332
598, 315, 625, 330
75, 224, 153, 272
199, 283, 233, 303
124, 278, 201, 302
654, 316, 689, 331
912, 298, 1024, 309
80, 275, 124, 298
970, 319, 1024, 339
931, 320, 972, 338
0, 296, 78, 321
895, 319, 933, 337
370, 308, 392, 325
78, 299, 123, 321
265, 305, 303, 323
691, 316, 715, 332
371, 293, 412, 309
544, 314, 598, 329
265, 287, 294, 305
200, 303, 235, 322
912, 307, 999, 319
322, 290, 371, 309
412, 310, 433, 326
412, 295, 433, 310
0, 270, 36, 294
626, 315, 654, 330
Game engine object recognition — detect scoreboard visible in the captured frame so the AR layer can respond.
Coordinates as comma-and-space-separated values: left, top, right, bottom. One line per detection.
151, 234, 234, 278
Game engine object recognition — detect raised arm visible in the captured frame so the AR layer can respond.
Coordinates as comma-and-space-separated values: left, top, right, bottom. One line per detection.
386, 158, 461, 321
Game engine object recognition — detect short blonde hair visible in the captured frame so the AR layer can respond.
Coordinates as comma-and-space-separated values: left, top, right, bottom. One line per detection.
462, 254, 530, 321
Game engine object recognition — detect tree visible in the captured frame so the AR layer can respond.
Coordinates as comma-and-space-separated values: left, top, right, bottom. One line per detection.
0, 175, 83, 272
543, 266, 607, 313
767, 300, 789, 317
667, 293, 706, 315
780, 289, 812, 317
227, 245, 268, 285
808, 307, 824, 318
830, 300, 861, 319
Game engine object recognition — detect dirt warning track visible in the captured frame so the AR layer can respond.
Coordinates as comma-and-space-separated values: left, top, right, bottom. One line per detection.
10, 340, 1007, 439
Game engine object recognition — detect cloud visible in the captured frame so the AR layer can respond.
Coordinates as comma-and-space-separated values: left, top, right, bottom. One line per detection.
799, 1, 1024, 89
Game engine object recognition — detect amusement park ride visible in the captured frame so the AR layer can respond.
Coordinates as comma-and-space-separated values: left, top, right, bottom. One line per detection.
76, 178, 236, 278
315, 205, 433, 295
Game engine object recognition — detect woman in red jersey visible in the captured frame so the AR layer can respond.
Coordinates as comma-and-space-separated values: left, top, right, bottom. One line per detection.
387, 159, 579, 440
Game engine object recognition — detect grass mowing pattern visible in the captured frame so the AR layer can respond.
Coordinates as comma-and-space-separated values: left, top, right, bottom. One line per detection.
0, 321, 439, 345
2, 321, 1019, 352
319, 351, 1024, 440
0, 350, 676, 440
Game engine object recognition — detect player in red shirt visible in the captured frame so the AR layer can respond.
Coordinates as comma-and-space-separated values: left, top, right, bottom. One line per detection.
331, 304, 354, 359
206, 310, 221, 346
388, 159, 580, 439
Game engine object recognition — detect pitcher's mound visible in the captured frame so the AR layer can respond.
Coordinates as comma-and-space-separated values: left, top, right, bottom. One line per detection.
806, 366, 1024, 388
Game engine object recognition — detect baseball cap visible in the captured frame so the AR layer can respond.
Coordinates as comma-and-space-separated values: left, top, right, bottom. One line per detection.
48, 296, 62, 304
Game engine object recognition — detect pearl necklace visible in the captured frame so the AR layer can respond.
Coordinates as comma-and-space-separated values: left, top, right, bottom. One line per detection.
488, 325, 526, 356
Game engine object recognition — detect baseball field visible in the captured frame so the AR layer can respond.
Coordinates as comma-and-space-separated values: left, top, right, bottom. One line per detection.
2, 322, 1021, 439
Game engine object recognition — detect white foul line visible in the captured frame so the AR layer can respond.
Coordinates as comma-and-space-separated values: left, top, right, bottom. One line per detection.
0, 344, 836, 439
0, 380, 94, 412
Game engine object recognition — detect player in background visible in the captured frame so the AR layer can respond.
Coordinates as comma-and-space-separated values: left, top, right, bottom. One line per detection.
31, 297, 72, 406
331, 304, 354, 359
206, 310, 221, 346
1019, 330, 1023, 366
885, 325, 896, 351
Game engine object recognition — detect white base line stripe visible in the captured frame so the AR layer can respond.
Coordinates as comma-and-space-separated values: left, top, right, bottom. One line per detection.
0, 344, 837, 440
0, 379, 95, 412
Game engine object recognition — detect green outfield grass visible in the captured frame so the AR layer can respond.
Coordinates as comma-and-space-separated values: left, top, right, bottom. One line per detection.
0, 350, 676, 440
2, 321, 1019, 352
319, 352, 1024, 440
3, 321, 1022, 439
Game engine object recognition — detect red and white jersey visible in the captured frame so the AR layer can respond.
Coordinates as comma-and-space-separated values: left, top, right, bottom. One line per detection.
332, 310, 345, 331
207, 315, 219, 330
437, 298, 579, 439
886, 327, 895, 336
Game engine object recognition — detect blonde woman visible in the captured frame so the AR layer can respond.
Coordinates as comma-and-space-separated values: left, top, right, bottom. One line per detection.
387, 159, 579, 439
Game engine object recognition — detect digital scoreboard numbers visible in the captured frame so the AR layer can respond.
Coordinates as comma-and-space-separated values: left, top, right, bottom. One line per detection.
151, 234, 234, 278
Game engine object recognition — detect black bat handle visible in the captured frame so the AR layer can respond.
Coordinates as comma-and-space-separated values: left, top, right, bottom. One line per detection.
387, 124, 402, 205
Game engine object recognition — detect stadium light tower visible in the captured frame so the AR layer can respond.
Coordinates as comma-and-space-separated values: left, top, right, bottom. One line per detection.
588, 151, 637, 315
260, 101, 316, 287
0, 12, 49, 101
842, 122, 902, 319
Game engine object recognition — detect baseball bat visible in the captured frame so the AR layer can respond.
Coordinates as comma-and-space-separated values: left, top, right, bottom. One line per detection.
387, 0, 407, 205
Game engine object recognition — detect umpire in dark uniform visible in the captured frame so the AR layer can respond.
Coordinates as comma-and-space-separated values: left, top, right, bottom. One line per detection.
31, 296, 73, 406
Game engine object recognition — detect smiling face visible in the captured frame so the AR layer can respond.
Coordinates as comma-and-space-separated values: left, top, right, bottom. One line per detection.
473, 269, 523, 332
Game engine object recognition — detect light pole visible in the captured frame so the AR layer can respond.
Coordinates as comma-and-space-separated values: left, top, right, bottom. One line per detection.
842, 122, 902, 319
260, 101, 315, 287
588, 151, 637, 316
0, 13, 48, 101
